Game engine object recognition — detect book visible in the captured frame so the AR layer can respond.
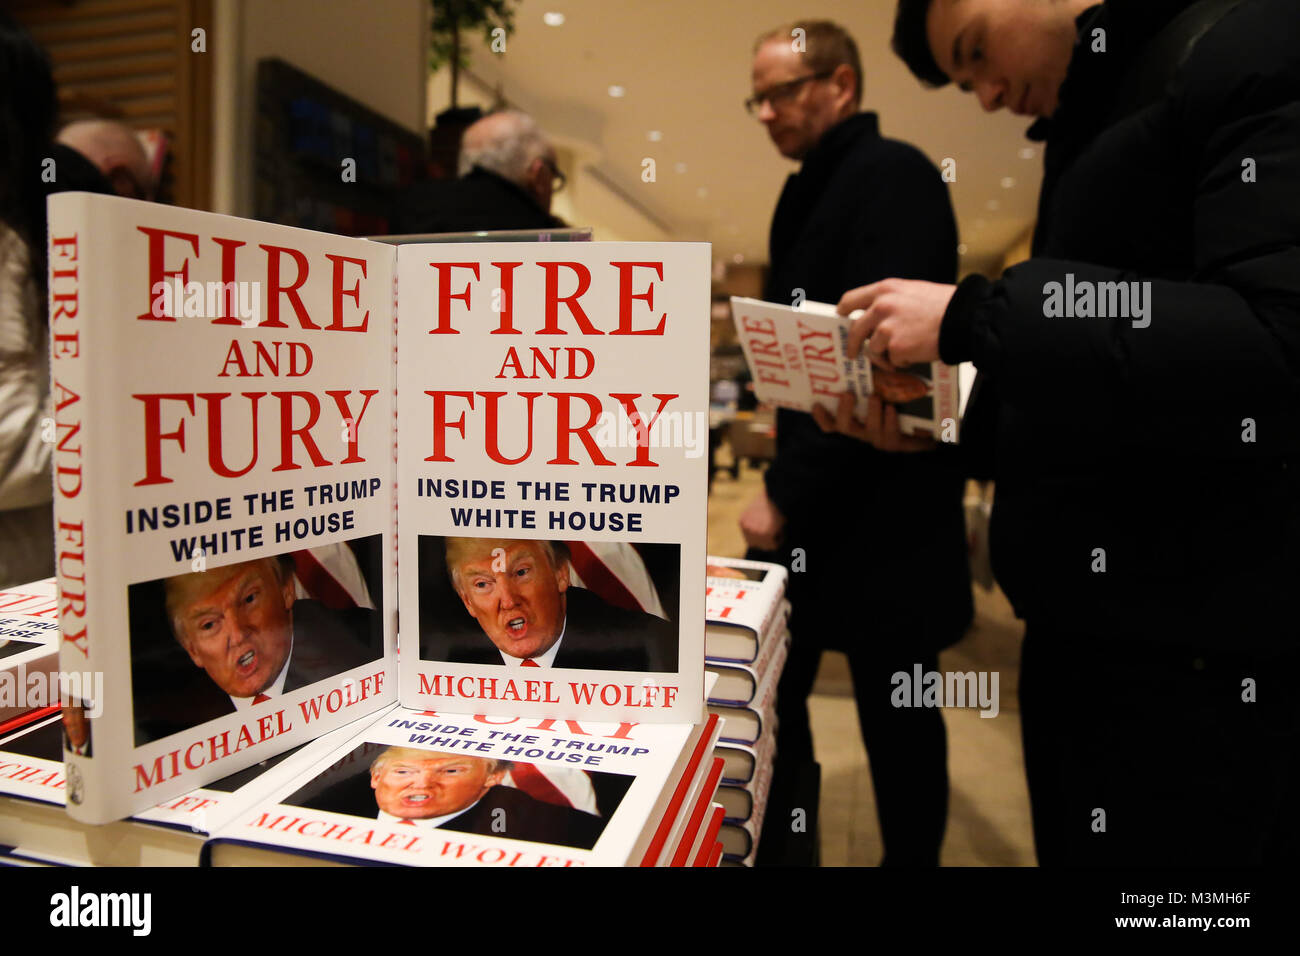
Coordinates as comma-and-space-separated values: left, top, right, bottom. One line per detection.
731, 295, 960, 438
669, 756, 724, 867
47, 193, 710, 823
715, 783, 753, 822
706, 626, 790, 707
719, 738, 775, 865
705, 555, 788, 664
202, 704, 713, 866
395, 239, 709, 723
0, 578, 61, 732
716, 718, 776, 786
0, 712, 353, 865
691, 803, 725, 867
708, 632, 788, 745
641, 706, 723, 867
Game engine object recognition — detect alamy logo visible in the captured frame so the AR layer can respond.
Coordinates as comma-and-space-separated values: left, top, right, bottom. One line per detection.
891, 665, 1000, 718
49, 886, 151, 936
151, 277, 261, 326
0, 667, 104, 717
1042, 273, 1151, 328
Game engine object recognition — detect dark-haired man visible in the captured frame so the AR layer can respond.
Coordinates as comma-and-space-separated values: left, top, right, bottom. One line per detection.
742, 19, 972, 866
827, 0, 1300, 864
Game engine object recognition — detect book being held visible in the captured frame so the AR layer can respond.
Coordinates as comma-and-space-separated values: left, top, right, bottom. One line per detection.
731, 295, 960, 438
47, 193, 709, 824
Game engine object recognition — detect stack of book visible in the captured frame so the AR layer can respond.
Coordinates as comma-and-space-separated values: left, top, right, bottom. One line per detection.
704, 555, 790, 866
0, 578, 61, 738
23, 193, 724, 867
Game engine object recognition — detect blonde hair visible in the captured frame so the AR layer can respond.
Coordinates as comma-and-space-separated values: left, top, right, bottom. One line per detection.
164, 556, 291, 644
369, 746, 512, 777
444, 538, 570, 592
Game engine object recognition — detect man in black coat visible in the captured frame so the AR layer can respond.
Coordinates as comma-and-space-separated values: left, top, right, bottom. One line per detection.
426, 538, 677, 673
742, 20, 972, 867
847, 0, 1300, 865
369, 749, 603, 849
392, 110, 565, 235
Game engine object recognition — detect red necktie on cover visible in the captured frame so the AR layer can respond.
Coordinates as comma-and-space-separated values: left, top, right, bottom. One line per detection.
398, 819, 415, 826
520, 658, 539, 667
253, 694, 270, 704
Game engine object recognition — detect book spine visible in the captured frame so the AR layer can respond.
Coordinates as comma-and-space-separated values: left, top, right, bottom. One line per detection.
47, 194, 106, 822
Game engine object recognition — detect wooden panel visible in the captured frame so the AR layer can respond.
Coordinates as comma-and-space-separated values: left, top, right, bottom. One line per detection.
12, 0, 213, 211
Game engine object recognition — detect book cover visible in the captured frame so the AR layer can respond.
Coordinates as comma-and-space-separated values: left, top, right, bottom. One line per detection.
396, 242, 710, 723
0, 578, 60, 731
204, 704, 707, 866
47, 193, 397, 823
0, 712, 353, 865
731, 296, 960, 438
705, 555, 788, 664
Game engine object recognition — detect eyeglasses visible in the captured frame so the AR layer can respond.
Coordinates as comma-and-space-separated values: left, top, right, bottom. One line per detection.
744, 70, 834, 116
542, 157, 566, 193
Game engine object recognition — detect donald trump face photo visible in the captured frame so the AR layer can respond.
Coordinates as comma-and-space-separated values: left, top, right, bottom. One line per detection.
165, 557, 295, 699
447, 538, 570, 662
370, 748, 506, 821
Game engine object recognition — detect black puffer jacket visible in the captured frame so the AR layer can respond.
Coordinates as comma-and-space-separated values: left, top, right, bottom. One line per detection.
941, 0, 1300, 651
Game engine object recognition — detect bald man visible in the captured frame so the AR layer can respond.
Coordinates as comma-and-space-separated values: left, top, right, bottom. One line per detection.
56, 119, 155, 200
393, 109, 565, 234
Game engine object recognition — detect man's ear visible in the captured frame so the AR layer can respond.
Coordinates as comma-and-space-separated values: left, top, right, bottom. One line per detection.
554, 558, 570, 594
525, 157, 548, 202
830, 63, 859, 109
484, 768, 506, 789
370, 769, 381, 791
280, 577, 296, 612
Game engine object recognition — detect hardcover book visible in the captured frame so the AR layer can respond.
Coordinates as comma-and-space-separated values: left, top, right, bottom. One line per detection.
731, 296, 960, 438
47, 193, 710, 824
705, 555, 788, 665
0, 578, 60, 732
0, 712, 355, 865
202, 704, 713, 867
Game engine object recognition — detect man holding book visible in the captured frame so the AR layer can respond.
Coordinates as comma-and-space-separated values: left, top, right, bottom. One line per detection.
741, 19, 972, 866
820, 0, 1300, 865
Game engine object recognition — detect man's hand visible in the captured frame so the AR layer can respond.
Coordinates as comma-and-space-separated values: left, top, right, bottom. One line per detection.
740, 488, 785, 551
837, 278, 956, 368
812, 393, 936, 452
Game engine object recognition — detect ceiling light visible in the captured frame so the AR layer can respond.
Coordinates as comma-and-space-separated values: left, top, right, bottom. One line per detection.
543, 12, 565, 26
608, 85, 625, 98
733, 253, 745, 264
1000, 176, 1015, 189
647, 130, 662, 142
675, 162, 687, 174
697, 187, 708, 198
1019, 147, 1036, 159
986, 199, 1000, 211
957, 243, 968, 255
